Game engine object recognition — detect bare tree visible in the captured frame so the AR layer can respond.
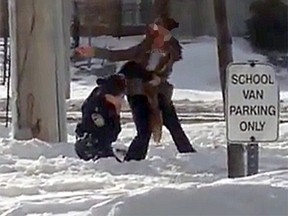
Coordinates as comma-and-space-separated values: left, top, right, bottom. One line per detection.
9, 0, 67, 142
213, 0, 233, 103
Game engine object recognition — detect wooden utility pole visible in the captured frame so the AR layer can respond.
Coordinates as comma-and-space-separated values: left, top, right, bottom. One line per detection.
9, 0, 67, 142
213, 0, 245, 178
62, 0, 73, 99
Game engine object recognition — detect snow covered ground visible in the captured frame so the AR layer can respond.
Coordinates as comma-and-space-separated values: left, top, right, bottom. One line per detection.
0, 122, 287, 216
0, 36, 287, 216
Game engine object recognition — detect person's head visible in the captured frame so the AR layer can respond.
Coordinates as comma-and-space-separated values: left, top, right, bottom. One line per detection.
118, 61, 146, 79
154, 17, 179, 31
146, 17, 179, 48
96, 74, 126, 98
145, 17, 179, 38
145, 23, 159, 40
96, 74, 126, 114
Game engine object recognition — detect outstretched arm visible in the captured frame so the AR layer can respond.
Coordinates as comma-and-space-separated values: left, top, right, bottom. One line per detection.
75, 37, 153, 62
95, 44, 140, 61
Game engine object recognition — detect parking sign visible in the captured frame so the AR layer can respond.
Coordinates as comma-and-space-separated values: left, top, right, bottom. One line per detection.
226, 62, 279, 143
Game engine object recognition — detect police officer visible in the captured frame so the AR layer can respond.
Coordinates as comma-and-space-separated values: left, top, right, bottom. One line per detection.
75, 74, 126, 161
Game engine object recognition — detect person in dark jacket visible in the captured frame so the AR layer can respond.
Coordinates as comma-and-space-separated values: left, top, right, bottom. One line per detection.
75, 17, 196, 162
75, 74, 126, 161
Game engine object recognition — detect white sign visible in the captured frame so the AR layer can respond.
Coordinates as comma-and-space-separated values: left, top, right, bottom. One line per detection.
226, 62, 279, 143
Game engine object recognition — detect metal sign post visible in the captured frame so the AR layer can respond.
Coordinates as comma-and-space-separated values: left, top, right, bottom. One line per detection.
247, 143, 259, 176
226, 62, 279, 177
227, 143, 245, 178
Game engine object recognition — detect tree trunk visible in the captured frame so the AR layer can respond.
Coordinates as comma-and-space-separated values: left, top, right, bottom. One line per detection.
9, 0, 67, 142
152, 0, 170, 20
109, 0, 122, 37
214, 0, 245, 178
213, 0, 233, 104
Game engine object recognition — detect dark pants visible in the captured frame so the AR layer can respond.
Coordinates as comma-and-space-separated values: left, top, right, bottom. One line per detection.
74, 133, 115, 161
125, 94, 196, 161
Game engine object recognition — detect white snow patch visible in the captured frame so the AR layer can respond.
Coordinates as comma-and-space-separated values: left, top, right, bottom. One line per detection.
0, 123, 287, 215
100, 171, 288, 216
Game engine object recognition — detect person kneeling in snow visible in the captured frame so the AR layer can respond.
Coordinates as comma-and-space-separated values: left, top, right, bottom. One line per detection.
74, 74, 126, 162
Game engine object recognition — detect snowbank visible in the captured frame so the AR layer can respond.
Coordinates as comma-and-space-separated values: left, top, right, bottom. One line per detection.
98, 171, 288, 216
0, 123, 287, 215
